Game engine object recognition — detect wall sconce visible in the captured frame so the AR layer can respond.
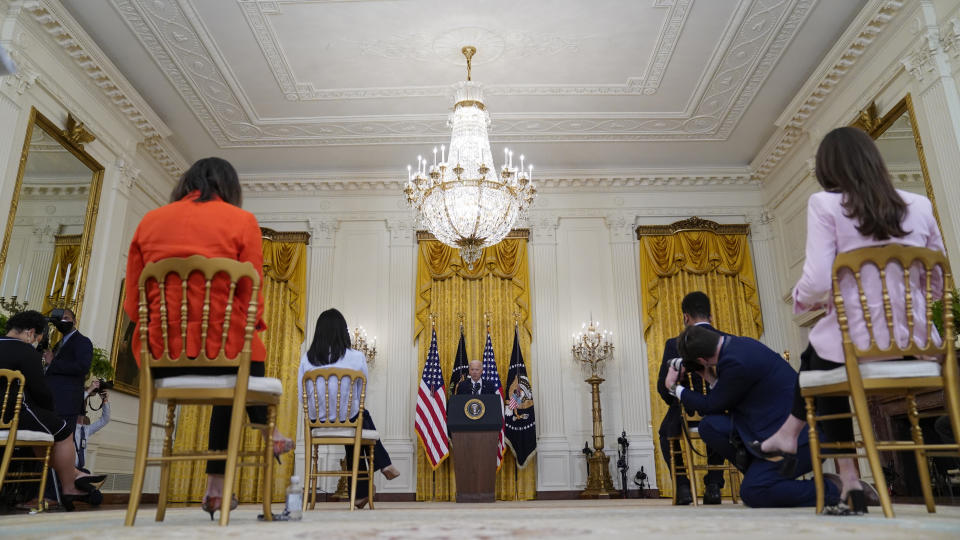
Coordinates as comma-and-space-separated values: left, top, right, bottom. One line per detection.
352, 326, 377, 366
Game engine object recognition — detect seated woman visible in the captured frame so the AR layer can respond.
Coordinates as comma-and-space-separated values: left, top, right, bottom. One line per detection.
754, 127, 944, 514
297, 308, 399, 508
123, 157, 294, 520
0, 310, 104, 510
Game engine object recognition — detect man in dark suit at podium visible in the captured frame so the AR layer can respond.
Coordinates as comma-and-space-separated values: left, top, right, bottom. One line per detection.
456, 360, 497, 395
43, 308, 93, 427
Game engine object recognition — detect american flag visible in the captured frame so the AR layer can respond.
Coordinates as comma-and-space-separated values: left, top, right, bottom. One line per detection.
481, 331, 506, 468
415, 328, 450, 468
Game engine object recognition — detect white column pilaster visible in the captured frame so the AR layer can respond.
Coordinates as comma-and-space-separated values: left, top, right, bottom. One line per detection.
605, 213, 656, 490
748, 211, 790, 357
380, 217, 417, 493
529, 214, 573, 490
903, 1, 960, 270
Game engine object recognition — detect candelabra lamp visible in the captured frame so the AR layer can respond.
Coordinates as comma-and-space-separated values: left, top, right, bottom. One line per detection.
351, 326, 377, 367
571, 316, 615, 498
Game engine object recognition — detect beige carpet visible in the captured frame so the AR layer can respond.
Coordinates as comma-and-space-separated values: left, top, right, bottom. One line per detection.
2, 500, 960, 539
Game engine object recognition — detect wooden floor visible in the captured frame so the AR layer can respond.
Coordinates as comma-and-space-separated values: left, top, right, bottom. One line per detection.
2, 499, 960, 539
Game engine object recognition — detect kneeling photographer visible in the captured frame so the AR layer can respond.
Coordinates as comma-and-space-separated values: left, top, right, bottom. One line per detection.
75, 378, 112, 472
664, 325, 842, 508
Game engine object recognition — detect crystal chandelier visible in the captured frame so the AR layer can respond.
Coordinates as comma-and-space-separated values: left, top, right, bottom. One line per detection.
404, 46, 537, 268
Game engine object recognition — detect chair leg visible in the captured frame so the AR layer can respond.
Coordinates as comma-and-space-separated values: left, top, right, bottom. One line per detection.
36, 444, 52, 513
348, 442, 362, 511
849, 386, 894, 518
682, 436, 698, 507
219, 399, 248, 526
805, 396, 824, 514
907, 393, 936, 513
306, 442, 315, 511
155, 403, 176, 522
669, 438, 679, 505
126, 394, 155, 526
366, 442, 375, 510
0, 436, 16, 497
261, 404, 277, 522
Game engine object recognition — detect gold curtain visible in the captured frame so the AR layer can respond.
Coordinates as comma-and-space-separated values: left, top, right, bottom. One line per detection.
414, 236, 536, 501
637, 221, 763, 498
169, 231, 308, 503
41, 234, 81, 314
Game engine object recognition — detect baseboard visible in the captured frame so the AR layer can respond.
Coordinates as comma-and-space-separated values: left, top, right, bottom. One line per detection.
535, 489, 661, 500
102, 493, 158, 505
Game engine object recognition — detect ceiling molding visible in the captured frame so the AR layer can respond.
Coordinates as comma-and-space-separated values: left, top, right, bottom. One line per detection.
751, 0, 907, 181
20, 0, 187, 178
238, 0, 692, 100
112, 0, 814, 146
241, 169, 759, 195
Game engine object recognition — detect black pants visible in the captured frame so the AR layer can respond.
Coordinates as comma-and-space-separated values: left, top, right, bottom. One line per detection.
658, 408, 725, 486
152, 362, 267, 475
789, 344, 853, 445
344, 409, 392, 499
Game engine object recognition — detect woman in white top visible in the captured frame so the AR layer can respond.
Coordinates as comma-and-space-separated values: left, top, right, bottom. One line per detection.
297, 308, 398, 507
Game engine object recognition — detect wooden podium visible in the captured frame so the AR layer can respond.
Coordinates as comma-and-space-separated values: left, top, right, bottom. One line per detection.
447, 394, 503, 503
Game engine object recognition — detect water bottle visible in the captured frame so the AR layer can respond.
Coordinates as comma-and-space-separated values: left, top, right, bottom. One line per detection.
284, 475, 303, 520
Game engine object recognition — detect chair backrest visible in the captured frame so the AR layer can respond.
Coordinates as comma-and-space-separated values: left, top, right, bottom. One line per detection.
0, 369, 25, 432
301, 368, 366, 429
137, 255, 261, 370
832, 245, 954, 361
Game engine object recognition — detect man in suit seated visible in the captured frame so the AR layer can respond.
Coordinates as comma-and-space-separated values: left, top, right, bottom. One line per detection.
43, 308, 93, 427
656, 291, 727, 505
665, 325, 842, 508
456, 360, 497, 395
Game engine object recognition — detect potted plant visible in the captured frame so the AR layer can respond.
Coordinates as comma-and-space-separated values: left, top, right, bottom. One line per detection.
930, 289, 960, 346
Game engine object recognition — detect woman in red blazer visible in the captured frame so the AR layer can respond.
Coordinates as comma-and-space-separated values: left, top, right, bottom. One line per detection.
124, 157, 293, 518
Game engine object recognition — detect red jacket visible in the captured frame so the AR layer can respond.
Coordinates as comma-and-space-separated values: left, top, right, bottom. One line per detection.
124, 192, 267, 365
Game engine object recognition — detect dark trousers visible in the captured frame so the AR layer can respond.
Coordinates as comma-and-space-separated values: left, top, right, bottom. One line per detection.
698, 414, 840, 507
658, 407, 725, 486
790, 344, 854, 446
344, 409, 392, 499
152, 362, 268, 475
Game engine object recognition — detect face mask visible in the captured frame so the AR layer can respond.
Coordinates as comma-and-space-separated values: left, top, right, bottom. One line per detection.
53, 319, 74, 334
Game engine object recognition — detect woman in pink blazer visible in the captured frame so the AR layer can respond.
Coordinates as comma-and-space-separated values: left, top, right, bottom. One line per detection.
754, 127, 944, 514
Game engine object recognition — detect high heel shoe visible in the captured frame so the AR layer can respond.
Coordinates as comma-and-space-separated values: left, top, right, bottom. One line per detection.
353, 496, 369, 509
60, 489, 102, 512
272, 436, 295, 465
382, 464, 400, 481
748, 440, 798, 477
201, 494, 239, 521
74, 474, 107, 492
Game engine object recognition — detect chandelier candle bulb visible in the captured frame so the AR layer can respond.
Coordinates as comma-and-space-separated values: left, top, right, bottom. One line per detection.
50, 262, 59, 296
441, 145, 445, 163
433, 147, 437, 166
73, 266, 81, 300
62, 264, 71, 298
13, 264, 21, 297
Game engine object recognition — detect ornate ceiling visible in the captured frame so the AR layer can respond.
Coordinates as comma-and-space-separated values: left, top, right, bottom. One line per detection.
61, 0, 867, 175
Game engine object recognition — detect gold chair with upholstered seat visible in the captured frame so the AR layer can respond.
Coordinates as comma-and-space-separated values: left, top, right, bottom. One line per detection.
125, 255, 282, 526
671, 408, 741, 506
801, 245, 960, 518
301, 367, 375, 511
0, 369, 54, 512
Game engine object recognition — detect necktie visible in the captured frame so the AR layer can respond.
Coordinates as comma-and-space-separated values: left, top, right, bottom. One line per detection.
473, 382, 480, 395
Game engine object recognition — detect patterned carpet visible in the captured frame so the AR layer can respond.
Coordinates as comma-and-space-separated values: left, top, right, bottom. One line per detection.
2, 500, 960, 539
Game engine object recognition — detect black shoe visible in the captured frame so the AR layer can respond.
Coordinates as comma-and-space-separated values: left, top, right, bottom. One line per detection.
703, 483, 722, 505
675, 482, 693, 505
747, 441, 798, 477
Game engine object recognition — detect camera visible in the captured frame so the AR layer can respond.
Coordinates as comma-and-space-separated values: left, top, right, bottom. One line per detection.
668, 357, 683, 372
96, 378, 114, 393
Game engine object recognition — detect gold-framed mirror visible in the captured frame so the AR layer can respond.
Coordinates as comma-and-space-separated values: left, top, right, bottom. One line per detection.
0, 107, 104, 319
852, 94, 941, 231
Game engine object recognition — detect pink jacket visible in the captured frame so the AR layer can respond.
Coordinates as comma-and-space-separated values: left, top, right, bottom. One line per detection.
793, 190, 944, 363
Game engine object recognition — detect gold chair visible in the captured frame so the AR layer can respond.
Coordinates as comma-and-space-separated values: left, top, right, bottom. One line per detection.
671, 409, 741, 506
0, 369, 54, 512
125, 255, 282, 526
801, 245, 960, 518
301, 367, 375, 511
